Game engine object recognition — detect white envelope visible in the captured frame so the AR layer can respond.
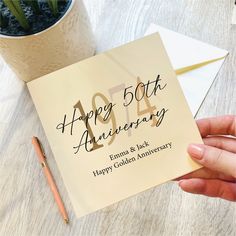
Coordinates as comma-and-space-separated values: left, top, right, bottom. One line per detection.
145, 24, 228, 116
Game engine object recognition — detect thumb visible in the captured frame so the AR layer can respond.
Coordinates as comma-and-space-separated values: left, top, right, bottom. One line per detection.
188, 144, 236, 178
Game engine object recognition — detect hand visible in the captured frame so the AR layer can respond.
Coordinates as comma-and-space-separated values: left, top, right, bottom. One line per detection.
178, 115, 236, 201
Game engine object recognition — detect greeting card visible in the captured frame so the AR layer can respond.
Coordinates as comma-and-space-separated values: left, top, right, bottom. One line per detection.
27, 33, 202, 218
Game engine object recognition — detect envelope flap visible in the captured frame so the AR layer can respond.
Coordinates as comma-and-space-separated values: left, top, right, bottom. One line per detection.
145, 24, 228, 70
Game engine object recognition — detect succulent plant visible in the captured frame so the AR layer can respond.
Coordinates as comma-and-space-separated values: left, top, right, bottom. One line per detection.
0, 0, 60, 31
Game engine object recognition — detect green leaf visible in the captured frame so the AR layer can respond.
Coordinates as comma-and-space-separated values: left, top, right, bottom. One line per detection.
47, 0, 58, 17
47, 0, 53, 13
3, 0, 30, 30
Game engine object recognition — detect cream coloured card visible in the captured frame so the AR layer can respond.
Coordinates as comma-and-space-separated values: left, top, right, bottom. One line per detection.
28, 33, 202, 218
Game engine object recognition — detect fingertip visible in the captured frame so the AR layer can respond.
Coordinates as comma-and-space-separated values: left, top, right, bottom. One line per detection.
178, 179, 192, 188
179, 179, 236, 201
187, 143, 204, 160
178, 179, 188, 189
178, 178, 206, 194
196, 118, 209, 137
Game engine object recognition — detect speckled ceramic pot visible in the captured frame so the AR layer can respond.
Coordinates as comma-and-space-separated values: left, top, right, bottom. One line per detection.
0, 0, 95, 82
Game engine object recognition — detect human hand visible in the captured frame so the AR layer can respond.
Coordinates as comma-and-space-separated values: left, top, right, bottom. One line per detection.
178, 115, 236, 201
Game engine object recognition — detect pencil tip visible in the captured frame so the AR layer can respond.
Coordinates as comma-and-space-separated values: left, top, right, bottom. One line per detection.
64, 218, 69, 224
32, 136, 37, 143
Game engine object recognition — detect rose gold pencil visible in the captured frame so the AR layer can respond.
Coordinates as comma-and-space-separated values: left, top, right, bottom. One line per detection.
32, 136, 69, 224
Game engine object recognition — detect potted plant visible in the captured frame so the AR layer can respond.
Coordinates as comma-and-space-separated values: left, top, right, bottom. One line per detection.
0, 0, 95, 82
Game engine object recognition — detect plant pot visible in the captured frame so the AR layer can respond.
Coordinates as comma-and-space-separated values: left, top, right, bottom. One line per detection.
0, 0, 95, 82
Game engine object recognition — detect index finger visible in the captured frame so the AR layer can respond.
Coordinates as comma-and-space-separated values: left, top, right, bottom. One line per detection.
196, 115, 236, 137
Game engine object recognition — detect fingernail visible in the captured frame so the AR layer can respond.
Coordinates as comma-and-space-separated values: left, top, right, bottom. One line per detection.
178, 180, 187, 188
188, 144, 204, 160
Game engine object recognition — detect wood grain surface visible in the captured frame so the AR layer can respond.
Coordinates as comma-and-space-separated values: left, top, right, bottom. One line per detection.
0, 0, 235, 235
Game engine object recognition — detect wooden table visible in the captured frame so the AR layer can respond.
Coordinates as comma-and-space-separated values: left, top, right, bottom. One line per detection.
0, 1, 235, 235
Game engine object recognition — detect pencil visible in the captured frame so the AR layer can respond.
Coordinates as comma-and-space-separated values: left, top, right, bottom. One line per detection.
32, 136, 69, 224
